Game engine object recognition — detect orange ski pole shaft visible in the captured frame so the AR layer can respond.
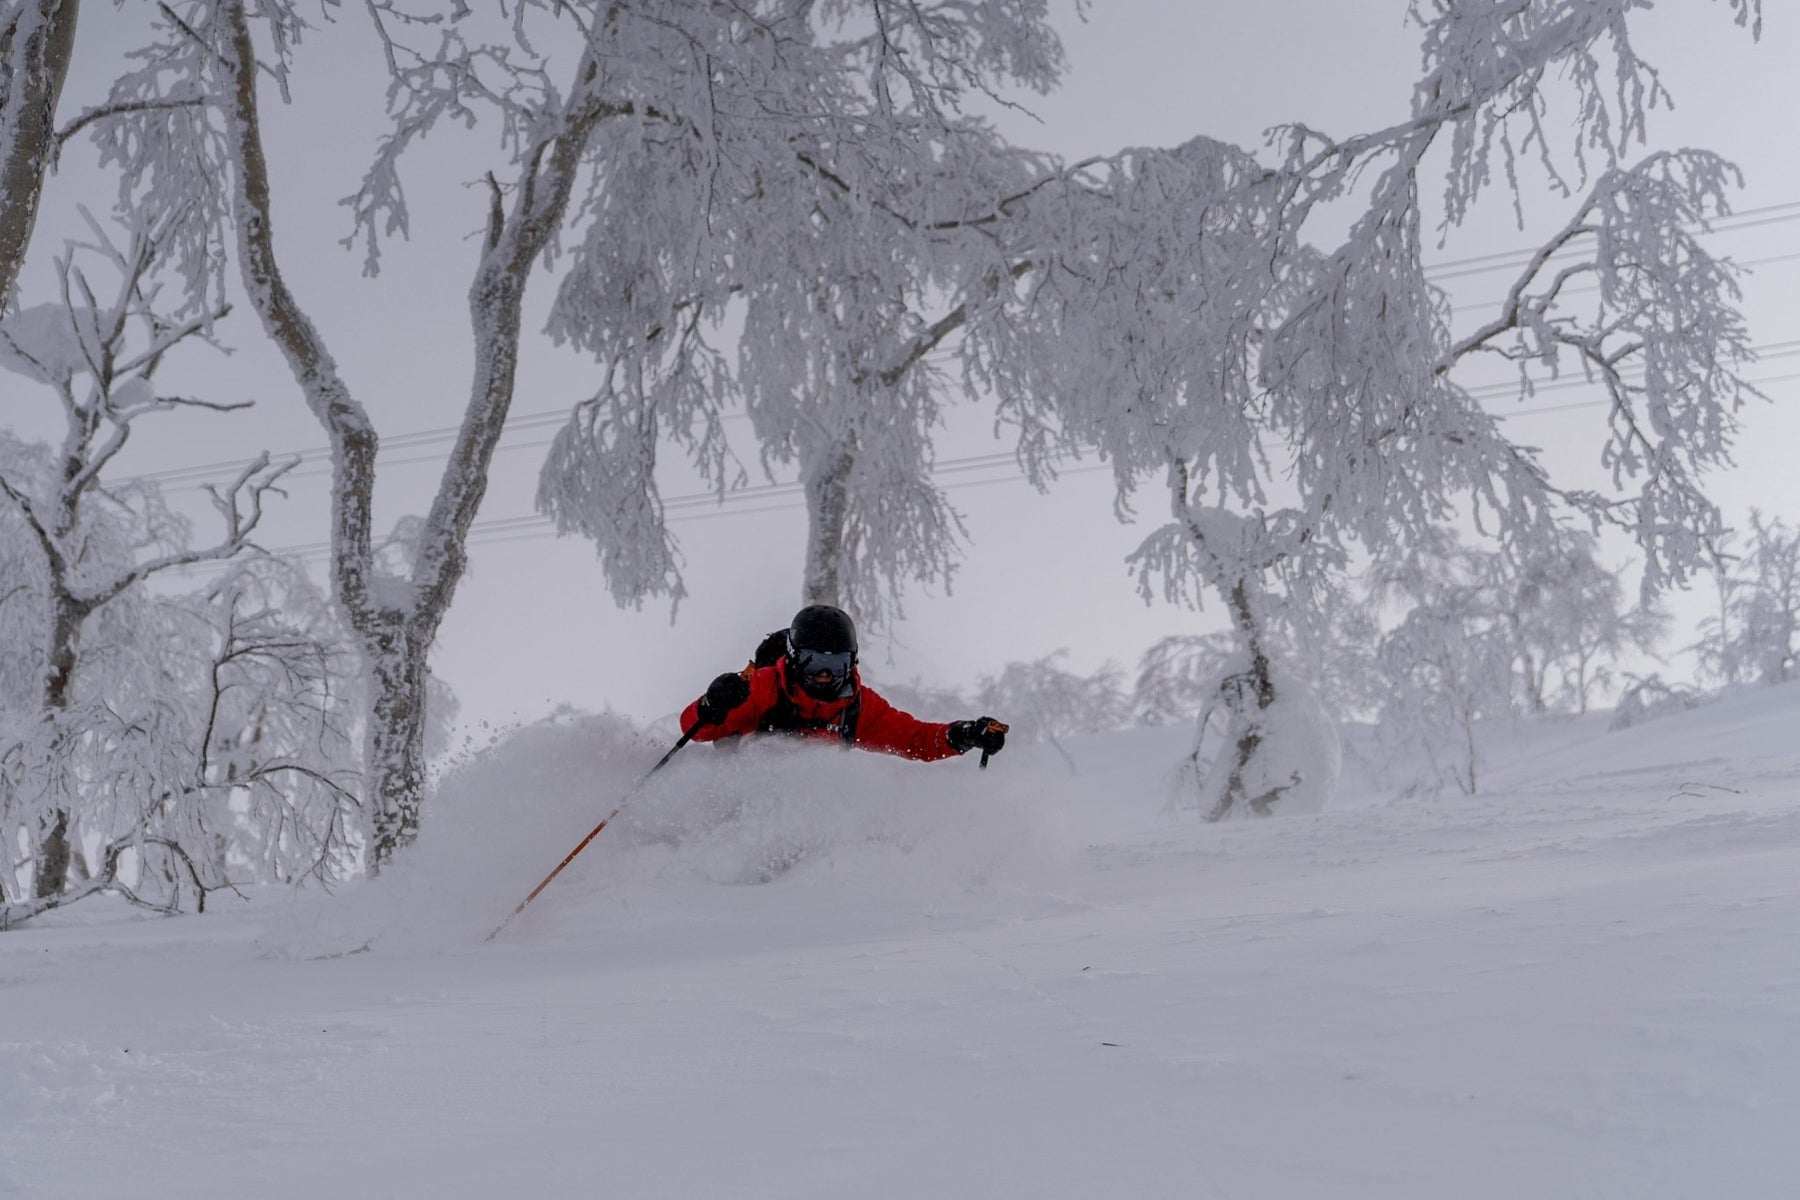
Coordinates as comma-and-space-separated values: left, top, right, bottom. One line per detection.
486, 726, 698, 941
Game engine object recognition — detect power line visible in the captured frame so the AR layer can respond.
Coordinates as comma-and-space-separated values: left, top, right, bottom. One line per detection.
1449, 244, 1800, 314
1422, 198, 1800, 281
1496, 368, 1800, 423
123, 404, 591, 490
127, 327, 1800, 499
159, 349, 1800, 577
108, 194, 1800, 500
1458, 338, 1800, 406
149, 349, 1800, 576
236, 449, 1036, 564
210, 351, 1800, 568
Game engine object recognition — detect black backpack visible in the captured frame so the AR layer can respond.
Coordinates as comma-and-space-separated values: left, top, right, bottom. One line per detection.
750, 628, 789, 671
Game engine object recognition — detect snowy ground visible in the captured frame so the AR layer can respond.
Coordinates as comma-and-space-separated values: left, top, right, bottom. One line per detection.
9, 690, 1800, 1199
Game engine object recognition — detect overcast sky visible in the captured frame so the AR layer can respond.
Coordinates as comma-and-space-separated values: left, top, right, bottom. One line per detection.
9, 0, 1799, 740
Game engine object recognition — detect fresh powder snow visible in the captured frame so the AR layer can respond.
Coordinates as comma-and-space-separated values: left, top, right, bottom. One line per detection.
7, 690, 1800, 1198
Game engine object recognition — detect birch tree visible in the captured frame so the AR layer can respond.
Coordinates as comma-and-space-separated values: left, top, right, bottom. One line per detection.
1722, 509, 1800, 685
1, 516, 361, 923
964, 0, 1764, 813
729, 134, 1063, 623
535, 11, 1065, 628
1372, 532, 1519, 796
1689, 530, 1744, 687
1500, 532, 1665, 714
0, 216, 288, 900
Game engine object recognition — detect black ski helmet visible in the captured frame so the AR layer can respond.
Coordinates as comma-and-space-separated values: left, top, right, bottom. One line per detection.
786, 604, 858, 700
789, 604, 857, 655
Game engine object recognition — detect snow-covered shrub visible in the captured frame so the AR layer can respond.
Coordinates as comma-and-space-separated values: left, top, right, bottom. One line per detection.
1501, 533, 1668, 714
1608, 674, 1709, 732
1133, 633, 1239, 727
1372, 532, 1519, 795
1729, 511, 1800, 686
974, 651, 1133, 744
870, 678, 970, 725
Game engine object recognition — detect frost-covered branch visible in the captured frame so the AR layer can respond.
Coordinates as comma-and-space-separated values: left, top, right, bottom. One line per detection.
54, 93, 206, 154
531, 3, 1068, 622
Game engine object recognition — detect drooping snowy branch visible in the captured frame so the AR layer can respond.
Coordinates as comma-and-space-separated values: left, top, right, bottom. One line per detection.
529, 3, 1067, 622
534, 380, 697, 610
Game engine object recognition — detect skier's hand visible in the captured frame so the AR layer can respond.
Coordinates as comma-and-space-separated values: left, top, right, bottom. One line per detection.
696, 672, 751, 726
947, 716, 1008, 757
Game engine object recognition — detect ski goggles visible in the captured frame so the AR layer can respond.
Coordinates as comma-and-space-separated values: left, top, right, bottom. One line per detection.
791, 647, 855, 686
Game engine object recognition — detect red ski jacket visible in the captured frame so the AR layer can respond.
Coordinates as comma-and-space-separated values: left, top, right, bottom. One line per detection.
680, 658, 962, 762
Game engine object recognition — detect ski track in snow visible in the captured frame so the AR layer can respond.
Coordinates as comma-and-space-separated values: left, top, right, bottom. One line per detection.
8, 693, 1800, 1198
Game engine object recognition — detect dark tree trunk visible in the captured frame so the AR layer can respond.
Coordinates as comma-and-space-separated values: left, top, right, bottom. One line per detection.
32, 588, 85, 897
801, 445, 853, 609
363, 619, 430, 869
0, 0, 79, 302
31, 809, 70, 899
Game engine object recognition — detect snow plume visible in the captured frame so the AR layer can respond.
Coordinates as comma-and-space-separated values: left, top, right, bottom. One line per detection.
260, 710, 1079, 958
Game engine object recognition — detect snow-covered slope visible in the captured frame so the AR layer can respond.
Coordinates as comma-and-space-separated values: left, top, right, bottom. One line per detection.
9, 689, 1800, 1199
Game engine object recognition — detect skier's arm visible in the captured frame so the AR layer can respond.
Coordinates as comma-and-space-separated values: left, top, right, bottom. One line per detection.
852, 688, 964, 762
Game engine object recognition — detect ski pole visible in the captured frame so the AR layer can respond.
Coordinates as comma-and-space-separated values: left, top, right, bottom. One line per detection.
485, 725, 698, 941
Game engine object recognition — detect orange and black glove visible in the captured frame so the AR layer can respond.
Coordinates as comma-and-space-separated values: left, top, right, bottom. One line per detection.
947, 716, 1008, 757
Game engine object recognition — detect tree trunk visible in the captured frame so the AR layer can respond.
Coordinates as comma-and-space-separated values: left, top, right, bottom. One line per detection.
362, 618, 429, 869
31, 587, 83, 897
1204, 574, 1288, 822
0, 0, 79, 302
217, 0, 611, 871
31, 808, 70, 899
801, 445, 853, 609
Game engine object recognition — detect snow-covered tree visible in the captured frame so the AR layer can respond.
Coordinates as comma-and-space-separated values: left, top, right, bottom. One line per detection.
1722, 510, 1800, 686
1, 543, 362, 924
1499, 533, 1666, 714
1607, 671, 1705, 732
1133, 632, 1239, 728
1131, 505, 1345, 818
973, 650, 1130, 745
533, 11, 1067, 629
1367, 527, 1663, 791
959, 1, 1762, 813
1689, 530, 1745, 687
0, 217, 288, 900
1371, 530, 1519, 795
1687, 513, 1800, 688
870, 675, 969, 725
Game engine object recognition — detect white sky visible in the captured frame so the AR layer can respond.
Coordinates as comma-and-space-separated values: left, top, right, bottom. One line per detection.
8, 0, 1799, 738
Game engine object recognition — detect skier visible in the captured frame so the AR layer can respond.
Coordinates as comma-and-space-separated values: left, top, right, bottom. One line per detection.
680, 604, 1008, 764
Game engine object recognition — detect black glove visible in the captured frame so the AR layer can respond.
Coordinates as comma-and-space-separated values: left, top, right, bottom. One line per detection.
695, 672, 751, 726
947, 716, 1007, 757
